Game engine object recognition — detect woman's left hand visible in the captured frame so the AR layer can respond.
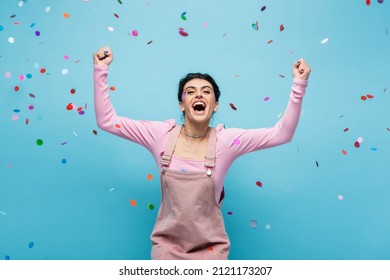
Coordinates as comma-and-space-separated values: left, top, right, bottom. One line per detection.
293, 58, 311, 80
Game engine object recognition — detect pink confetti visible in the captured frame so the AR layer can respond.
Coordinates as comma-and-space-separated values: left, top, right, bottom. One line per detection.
264, 96, 270, 102
179, 28, 188, 37
338, 195, 344, 201
233, 138, 240, 145
132, 29, 138, 36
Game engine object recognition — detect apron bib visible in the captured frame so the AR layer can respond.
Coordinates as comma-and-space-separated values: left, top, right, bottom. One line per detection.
150, 125, 230, 260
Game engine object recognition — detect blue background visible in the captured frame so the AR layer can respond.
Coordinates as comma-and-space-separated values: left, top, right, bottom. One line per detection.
0, 0, 389, 260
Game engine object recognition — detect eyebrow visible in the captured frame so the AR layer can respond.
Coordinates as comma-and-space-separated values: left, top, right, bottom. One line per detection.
184, 85, 212, 91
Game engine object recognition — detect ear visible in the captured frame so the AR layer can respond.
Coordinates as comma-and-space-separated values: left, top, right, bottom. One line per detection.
213, 102, 219, 112
179, 102, 185, 112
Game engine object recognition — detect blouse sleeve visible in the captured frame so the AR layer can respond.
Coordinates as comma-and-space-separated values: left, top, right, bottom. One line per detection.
93, 64, 175, 150
217, 78, 308, 157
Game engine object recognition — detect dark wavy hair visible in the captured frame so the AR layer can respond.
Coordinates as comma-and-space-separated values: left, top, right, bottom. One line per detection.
177, 73, 221, 103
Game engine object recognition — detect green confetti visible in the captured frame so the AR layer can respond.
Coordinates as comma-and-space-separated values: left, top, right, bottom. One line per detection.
36, 139, 43, 146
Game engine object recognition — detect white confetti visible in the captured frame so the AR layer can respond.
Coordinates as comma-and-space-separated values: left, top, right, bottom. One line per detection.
8, 37, 15, 44
18, 1, 24, 7
321, 38, 329, 44
107, 26, 114, 32
61, 68, 69, 75
109, 188, 115, 192
45, 6, 51, 13
265, 224, 271, 230
73, 131, 78, 136
338, 195, 344, 201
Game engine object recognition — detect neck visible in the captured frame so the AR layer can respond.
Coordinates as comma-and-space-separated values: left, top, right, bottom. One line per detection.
182, 123, 209, 139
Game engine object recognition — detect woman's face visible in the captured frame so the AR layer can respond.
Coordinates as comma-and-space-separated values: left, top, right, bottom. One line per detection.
179, 78, 219, 125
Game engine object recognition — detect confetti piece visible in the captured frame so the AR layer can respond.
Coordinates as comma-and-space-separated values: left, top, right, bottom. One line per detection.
45, 6, 51, 12
338, 195, 344, 201
12, 115, 19, 121
61, 68, 69, 75
118, 0, 123, 4
256, 181, 263, 187
18, 1, 24, 7
342, 149, 347, 155
109, 86, 116, 91
316, 161, 319, 167
70, 88, 76, 95
277, 112, 283, 118
261, 6, 266, 11
279, 24, 284, 31
131, 29, 138, 36
5, 72, 11, 78
229, 103, 237, 110
0, 25, 4, 31
366, 94, 374, 99
0, 210, 7, 216
5, 256, 10, 260
66, 103, 74, 110
14, 86, 19, 92
114, 13, 119, 18
233, 138, 240, 145
361, 95, 367, 101
107, 26, 114, 32
249, 220, 257, 229
179, 28, 188, 37
73, 131, 78, 136
371, 147, 377, 151
61, 159, 67, 164
147, 40, 153, 45
130, 199, 137, 207
264, 96, 270, 101
321, 37, 329, 44
148, 203, 155, 210
63, 13, 70, 18
40, 68, 46, 74
357, 137, 363, 143
343, 128, 349, 132
109, 188, 115, 192
35, 31, 40, 36
114, 124, 121, 129
93, 130, 98, 135
28, 242, 35, 249
252, 21, 259, 31
354, 141, 360, 148
227, 211, 233, 215
203, 21, 207, 28
36, 139, 43, 146
26, 74, 32, 79
8, 37, 15, 44
25, 118, 29, 125
147, 174, 153, 181
279, 74, 285, 78
267, 40, 273, 44
181, 12, 187, 22
378, 0, 384, 3
366, 0, 371, 5
265, 224, 271, 230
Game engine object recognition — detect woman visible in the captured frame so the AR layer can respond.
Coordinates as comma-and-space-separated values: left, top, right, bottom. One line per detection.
93, 46, 311, 260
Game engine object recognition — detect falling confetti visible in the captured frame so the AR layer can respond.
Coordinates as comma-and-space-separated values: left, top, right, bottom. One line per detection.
148, 203, 155, 210
63, 13, 70, 18
252, 21, 259, 31
181, 12, 187, 21
147, 174, 153, 181
36, 139, 43, 146
338, 195, 344, 201
61, 159, 67, 164
233, 138, 240, 145
131, 29, 138, 36
0, 210, 7, 216
265, 224, 271, 230
109, 188, 115, 192
93, 130, 98, 135
130, 199, 137, 207
267, 40, 273, 44
227, 211, 233, 215
28, 242, 35, 249
264, 96, 270, 101
366, 0, 371, 5
321, 38, 329, 44
249, 220, 257, 229
107, 26, 114, 32
316, 161, 319, 167
118, 0, 123, 4
229, 103, 237, 110
342, 150, 347, 155
8, 37, 15, 44
179, 28, 188, 37
279, 24, 284, 31
279, 74, 285, 78
343, 128, 349, 132
256, 181, 263, 187
261, 6, 266, 11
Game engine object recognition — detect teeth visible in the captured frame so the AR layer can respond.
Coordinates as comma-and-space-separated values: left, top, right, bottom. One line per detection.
193, 102, 205, 107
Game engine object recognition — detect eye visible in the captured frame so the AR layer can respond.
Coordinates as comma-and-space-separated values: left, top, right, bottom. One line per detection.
187, 91, 195, 95
203, 91, 211, 95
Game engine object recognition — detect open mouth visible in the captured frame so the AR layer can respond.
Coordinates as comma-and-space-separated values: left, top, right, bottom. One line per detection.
192, 101, 206, 112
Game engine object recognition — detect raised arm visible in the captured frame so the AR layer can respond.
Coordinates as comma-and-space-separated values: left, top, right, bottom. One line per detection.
93, 46, 174, 149
217, 58, 311, 156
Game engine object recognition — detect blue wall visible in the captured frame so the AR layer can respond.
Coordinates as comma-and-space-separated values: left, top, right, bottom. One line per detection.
1, 0, 389, 260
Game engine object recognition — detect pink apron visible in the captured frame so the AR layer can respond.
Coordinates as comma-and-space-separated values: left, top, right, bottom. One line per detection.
150, 125, 230, 260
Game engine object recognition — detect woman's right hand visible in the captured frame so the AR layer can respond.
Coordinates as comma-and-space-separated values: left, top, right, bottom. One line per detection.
93, 46, 113, 66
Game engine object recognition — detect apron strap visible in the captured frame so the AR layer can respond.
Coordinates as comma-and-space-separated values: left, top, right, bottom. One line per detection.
204, 128, 216, 169
160, 125, 182, 167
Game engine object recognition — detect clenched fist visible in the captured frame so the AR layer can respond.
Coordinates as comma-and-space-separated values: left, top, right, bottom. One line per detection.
93, 46, 113, 66
293, 58, 311, 80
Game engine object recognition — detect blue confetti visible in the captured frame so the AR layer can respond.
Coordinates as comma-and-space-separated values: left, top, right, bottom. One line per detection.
5, 255, 10, 260
28, 242, 34, 249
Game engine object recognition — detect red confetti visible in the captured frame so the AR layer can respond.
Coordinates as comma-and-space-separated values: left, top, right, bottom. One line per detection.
229, 103, 237, 110
25, 118, 29, 125
179, 28, 188, 37
40, 68, 46, 74
343, 128, 349, 132
366, 0, 371, 5
366, 94, 374, 99
114, 13, 119, 18
361, 95, 367, 101
256, 181, 263, 187
77, 107, 83, 112
354, 141, 360, 148
342, 150, 347, 155
70, 88, 76, 94
109, 86, 116, 91
14, 85, 19, 92
280, 24, 285, 31
114, 124, 121, 128
66, 103, 74, 111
